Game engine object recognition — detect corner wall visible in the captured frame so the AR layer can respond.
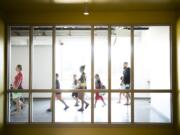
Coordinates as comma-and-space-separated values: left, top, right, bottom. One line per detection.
0, 16, 5, 135
176, 12, 180, 134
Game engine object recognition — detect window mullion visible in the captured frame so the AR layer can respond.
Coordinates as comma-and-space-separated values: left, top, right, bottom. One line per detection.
108, 25, 111, 124
131, 26, 134, 123
29, 26, 33, 123
91, 25, 94, 123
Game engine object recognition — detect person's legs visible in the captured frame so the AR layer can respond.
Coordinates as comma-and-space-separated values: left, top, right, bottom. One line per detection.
47, 94, 53, 112
124, 85, 131, 105
100, 96, 106, 106
117, 92, 122, 103
124, 93, 131, 105
72, 93, 79, 106
57, 94, 69, 110
94, 99, 97, 108
78, 92, 84, 111
78, 91, 89, 112
75, 96, 79, 106
15, 98, 22, 114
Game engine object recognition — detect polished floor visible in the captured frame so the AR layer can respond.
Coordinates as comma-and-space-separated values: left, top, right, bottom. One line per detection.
9, 95, 170, 123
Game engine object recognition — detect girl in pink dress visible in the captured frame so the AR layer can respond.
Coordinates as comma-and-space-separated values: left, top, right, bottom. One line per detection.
94, 74, 106, 108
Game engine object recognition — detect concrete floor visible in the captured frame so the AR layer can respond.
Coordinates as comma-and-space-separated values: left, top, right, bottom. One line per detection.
9, 94, 170, 123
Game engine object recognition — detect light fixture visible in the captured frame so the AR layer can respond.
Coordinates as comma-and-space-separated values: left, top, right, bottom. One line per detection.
83, 3, 89, 16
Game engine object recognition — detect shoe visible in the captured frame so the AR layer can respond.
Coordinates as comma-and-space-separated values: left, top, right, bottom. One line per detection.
78, 108, 84, 112
102, 103, 106, 107
46, 108, 52, 112
124, 103, 130, 105
74, 103, 79, 107
64, 106, 69, 110
85, 103, 89, 109
117, 101, 121, 104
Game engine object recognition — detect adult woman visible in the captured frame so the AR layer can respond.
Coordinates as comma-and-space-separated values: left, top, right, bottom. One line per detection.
72, 74, 79, 106
77, 65, 89, 112
12, 64, 24, 115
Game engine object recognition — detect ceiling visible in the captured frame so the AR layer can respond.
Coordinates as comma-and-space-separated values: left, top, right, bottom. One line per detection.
0, 0, 180, 14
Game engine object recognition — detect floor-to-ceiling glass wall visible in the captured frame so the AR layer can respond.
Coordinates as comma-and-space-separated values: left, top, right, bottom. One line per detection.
7, 25, 172, 124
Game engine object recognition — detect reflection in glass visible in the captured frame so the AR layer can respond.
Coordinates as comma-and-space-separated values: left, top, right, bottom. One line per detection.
10, 26, 29, 89
134, 26, 170, 89
9, 92, 29, 122
32, 26, 52, 89
134, 93, 171, 123
111, 26, 131, 89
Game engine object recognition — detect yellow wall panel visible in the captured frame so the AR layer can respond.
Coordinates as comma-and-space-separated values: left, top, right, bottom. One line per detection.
176, 12, 180, 135
5, 11, 176, 24
0, 17, 5, 135
5, 126, 175, 135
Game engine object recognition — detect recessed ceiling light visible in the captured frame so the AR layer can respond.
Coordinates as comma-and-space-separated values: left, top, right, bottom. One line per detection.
83, 3, 89, 16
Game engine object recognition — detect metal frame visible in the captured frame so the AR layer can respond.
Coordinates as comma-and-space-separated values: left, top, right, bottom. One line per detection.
91, 25, 94, 123
108, 25, 111, 123
6, 24, 173, 125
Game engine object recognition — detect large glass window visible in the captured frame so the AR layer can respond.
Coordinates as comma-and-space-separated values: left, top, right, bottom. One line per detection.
7, 25, 172, 124
9, 26, 29, 90
94, 26, 108, 122
134, 26, 170, 89
55, 26, 91, 122
111, 26, 131, 90
134, 93, 171, 123
55, 26, 91, 90
32, 26, 52, 89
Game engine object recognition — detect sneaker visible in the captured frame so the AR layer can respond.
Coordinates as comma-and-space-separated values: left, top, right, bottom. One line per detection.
64, 106, 69, 110
102, 103, 106, 107
85, 103, 89, 109
124, 103, 130, 105
117, 101, 121, 104
74, 103, 79, 107
78, 108, 84, 112
46, 108, 52, 112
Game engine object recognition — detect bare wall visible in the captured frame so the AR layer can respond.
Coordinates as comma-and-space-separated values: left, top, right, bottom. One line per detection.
0, 17, 5, 135
176, 12, 180, 135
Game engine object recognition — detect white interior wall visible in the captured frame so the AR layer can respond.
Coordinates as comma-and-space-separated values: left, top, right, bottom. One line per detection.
11, 45, 52, 98
134, 26, 170, 89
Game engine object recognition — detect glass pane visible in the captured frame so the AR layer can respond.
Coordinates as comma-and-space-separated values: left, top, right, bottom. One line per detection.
111, 92, 131, 122
10, 26, 29, 89
134, 26, 170, 89
111, 26, 131, 90
32, 93, 52, 122
55, 26, 91, 90
134, 93, 171, 123
55, 92, 91, 122
8, 92, 29, 122
32, 26, 52, 89
94, 92, 108, 122
94, 26, 108, 89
